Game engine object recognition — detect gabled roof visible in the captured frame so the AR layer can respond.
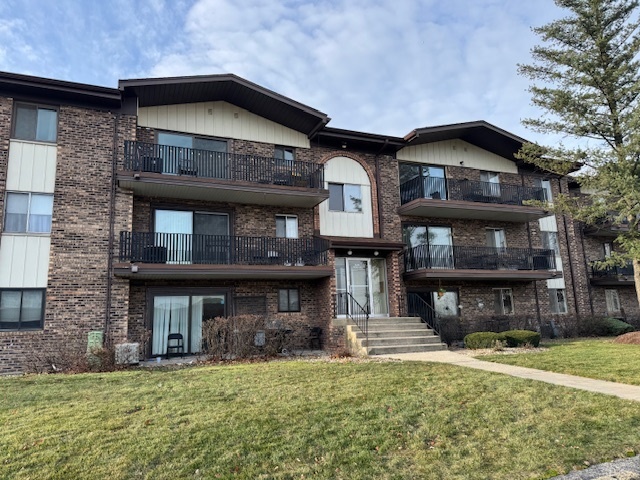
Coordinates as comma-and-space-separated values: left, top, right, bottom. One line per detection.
404, 120, 528, 161
119, 74, 330, 137
0, 71, 122, 109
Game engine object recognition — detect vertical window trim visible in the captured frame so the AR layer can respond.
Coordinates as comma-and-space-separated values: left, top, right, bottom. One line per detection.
12, 102, 59, 143
0, 288, 46, 330
278, 288, 301, 312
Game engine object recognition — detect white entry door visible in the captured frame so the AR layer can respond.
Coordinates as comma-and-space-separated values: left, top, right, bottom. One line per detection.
335, 257, 388, 317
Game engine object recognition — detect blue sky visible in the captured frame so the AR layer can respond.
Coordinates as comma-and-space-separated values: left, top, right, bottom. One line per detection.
0, 0, 563, 141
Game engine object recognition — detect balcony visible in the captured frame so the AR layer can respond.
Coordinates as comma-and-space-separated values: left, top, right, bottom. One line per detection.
398, 176, 549, 222
114, 232, 333, 279
118, 141, 329, 208
401, 244, 558, 281
590, 260, 635, 286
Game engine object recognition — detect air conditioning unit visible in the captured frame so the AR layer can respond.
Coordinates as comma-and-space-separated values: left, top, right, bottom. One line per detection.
115, 343, 140, 365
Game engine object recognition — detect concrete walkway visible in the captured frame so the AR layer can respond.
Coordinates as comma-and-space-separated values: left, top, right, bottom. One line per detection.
379, 350, 640, 402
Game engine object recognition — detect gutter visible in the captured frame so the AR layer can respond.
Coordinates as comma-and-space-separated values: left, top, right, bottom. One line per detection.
104, 112, 120, 342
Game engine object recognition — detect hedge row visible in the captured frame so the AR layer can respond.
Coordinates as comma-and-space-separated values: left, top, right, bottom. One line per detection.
464, 330, 541, 349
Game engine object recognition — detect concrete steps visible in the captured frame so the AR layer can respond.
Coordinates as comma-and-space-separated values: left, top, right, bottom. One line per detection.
346, 317, 446, 356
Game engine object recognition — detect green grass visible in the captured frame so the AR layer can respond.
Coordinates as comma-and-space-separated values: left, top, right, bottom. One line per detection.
482, 338, 640, 385
2, 360, 640, 479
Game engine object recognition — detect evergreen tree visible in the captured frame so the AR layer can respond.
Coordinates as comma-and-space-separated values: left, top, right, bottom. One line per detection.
518, 0, 640, 307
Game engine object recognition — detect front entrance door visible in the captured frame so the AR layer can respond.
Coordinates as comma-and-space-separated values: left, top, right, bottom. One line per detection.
151, 293, 226, 356
335, 257, 388, 317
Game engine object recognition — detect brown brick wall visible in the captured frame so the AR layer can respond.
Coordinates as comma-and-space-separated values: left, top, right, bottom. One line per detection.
0, 106, 137, 373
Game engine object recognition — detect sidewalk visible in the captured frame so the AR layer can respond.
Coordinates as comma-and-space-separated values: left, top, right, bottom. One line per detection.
379, 350, 640, 402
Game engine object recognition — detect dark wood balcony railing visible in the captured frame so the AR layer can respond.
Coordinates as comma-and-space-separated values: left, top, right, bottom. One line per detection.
124, 141, 325, 188
402, 244, 556, 272
399, 176, 546, 206
119, 232, 331, 266
590, 260, 634, 278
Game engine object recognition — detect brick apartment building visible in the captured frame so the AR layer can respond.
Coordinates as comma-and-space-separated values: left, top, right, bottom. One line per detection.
0, 71, 636, 374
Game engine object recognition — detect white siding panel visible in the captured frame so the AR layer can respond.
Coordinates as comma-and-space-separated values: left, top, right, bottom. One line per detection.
319, 156, 374, 238
7, 141, 57, 193
0, 235, 50, 288
139, 101, 310, 148
547, 277, 566, 289
538, 215, 558, 232
397, 140, 518, 174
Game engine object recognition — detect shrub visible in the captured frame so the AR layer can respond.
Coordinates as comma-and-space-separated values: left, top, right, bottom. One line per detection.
603, 317, 634, 336
613, 332, 640, 344
464, 332, 501, 349
500, 330, 541, 348
202, 315, 303, 359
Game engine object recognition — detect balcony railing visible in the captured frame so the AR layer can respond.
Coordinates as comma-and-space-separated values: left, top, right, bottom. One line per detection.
400, 176, 546, 206
590, 260, 634, 278
119, 232, 331, 266
123, 141, 325, 188
402, 244, 556, 272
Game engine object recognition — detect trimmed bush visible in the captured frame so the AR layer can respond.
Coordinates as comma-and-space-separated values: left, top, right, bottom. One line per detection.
500, 330, 541, 348
464, 332, 501, 349
603, 317, 634, 336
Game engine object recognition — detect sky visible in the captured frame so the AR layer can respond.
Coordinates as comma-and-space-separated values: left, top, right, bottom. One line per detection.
0, 0, 564, 142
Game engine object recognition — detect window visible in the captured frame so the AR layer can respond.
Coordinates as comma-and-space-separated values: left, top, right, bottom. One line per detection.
13, 104, 57, 142
549, 288, 568, 314
493, 289, 514, 315
480, 171, 501, 197
276, 215, 298, 238
541, 232, 560, 255
486, 229, 506, 249
278, 289, 300, 312
275, 146, 295, 164
605, 289, 621, 315
4, 192, 54, 233
0, 289, 45, 330
328, 183, 362, 212
603, 242, 613, 258
535, 178, 553, 203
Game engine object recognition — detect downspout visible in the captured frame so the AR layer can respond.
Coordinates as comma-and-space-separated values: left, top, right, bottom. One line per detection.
559, 178, 581, 316
104, 112, 120, 342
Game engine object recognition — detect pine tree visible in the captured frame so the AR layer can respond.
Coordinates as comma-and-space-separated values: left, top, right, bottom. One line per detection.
517, 0, 640, 308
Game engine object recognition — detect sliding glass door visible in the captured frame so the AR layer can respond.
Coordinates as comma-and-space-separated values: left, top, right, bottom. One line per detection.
151, 293, 226, 356
154, 210, 229, 264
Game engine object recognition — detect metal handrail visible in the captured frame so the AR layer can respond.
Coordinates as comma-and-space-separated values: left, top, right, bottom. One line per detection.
334, 292, 370, 349
402, 244, 556, 272
119, 232, 331, 265
590, 259, 634, 278
398, 293, 441, 335
399, 176, 545, 206
123, 140, 325, 188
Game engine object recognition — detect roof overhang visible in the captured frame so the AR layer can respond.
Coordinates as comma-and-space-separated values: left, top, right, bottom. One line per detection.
119, 74, 330, 137
114, 263, 333, 280
313, 127, 405, 154
404, 269, 560, 282
0, 71, 122, 110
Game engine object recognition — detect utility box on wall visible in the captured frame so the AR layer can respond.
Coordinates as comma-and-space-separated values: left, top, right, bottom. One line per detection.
115, 343, 140, 365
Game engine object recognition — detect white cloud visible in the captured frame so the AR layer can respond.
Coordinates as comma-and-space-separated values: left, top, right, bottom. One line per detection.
150, 0, 562, 141
0, 0, 564, 143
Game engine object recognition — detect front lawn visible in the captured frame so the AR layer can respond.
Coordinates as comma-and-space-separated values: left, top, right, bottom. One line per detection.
482, 338, 640, 385
3, 359, 640, 479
